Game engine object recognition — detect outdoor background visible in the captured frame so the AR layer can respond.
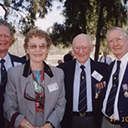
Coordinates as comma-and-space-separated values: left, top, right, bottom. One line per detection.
0, 0, 128, 65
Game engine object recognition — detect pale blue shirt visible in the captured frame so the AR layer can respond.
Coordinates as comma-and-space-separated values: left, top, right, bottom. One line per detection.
73, 58, 93, 112
102, 52, 128, 120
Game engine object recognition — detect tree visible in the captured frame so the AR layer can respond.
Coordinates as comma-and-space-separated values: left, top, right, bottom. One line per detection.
94, 0, 127, 60
0, 0, 53, 34
50, 0, 128, 60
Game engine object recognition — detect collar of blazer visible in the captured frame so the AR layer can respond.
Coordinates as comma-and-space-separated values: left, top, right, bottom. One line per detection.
22, 60, 54, 78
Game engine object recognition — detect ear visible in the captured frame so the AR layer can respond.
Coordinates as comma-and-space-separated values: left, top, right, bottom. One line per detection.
26, 48, 29, 54
107, 42, 110, 48
91, 44, 94, 52
71, 44, 74, 53
10, 36, 14, 45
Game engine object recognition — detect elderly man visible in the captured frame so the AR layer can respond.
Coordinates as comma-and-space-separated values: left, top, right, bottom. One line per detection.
99, 50, 112, 65
58, 33, 108, 128
0, 19, 25, 127
101, 27, 128, 128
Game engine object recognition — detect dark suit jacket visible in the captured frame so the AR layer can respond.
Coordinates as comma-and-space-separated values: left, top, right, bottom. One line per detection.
0, 53, 25, 128
58, 58, 108, 128
102, 60, 128, 127
63, 53, 73, 62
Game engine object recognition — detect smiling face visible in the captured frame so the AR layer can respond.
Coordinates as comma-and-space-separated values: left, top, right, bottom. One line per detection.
26, 36, 49, 64
107, 29, 128, 59
72, 34, 94, 65
0, 25, 13, 57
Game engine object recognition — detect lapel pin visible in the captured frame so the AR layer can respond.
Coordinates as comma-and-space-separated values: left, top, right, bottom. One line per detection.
50, 79, 54, 82
82, 76, 84, 79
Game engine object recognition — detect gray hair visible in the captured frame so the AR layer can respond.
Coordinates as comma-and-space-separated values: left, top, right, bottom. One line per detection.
106, 27, 128, 39
0, 19, 14, 36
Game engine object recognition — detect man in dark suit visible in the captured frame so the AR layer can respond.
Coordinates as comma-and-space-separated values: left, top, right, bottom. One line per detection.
0, 19, 25, 128
101, 27, 128, 128
58, 34, 108, 128
63, 50, 74, 62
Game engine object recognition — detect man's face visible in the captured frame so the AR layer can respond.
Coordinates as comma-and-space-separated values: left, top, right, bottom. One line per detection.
107, 29, 128, 59
0, 25, 13, 55
72, 35, 94, 65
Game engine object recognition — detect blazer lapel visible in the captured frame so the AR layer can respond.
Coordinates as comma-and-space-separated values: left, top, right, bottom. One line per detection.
121, 62, 128, 88
22, 61, 35, 116
90, 59, 97, 100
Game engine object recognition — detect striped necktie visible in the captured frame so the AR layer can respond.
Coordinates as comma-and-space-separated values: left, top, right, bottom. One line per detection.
78, 65, 87, 113
105, 60, 121, 117
0, 59, 7, 92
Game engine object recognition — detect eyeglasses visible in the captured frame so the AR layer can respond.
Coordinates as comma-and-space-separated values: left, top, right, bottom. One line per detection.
24, 82, 45, 102
73, 46, 90, 52
108, 36, 126, 45
27, 44, 47, 50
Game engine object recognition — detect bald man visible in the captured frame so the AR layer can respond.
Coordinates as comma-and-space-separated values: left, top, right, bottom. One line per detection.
58, 34, 108, 128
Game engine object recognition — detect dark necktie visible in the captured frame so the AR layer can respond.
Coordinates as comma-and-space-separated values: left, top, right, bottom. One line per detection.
105, 60, 121, 117
104, 57, 106, 63
0, 59, 7, 91
78, 65, 87, 113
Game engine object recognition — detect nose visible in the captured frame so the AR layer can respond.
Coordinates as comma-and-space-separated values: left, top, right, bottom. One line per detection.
0, 35, 6, 41
35, 46, 40, 51
113, 39, 118, 46
79, 48, 83, 54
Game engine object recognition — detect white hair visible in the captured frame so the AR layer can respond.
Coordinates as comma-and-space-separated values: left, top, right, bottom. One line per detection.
106, 27, 128, 39
72, 33, 92, 45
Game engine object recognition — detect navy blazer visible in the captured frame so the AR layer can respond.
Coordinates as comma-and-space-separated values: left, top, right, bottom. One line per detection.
0, 53, 25, 128
58, 58, 108, 128
102, 60, 128, 127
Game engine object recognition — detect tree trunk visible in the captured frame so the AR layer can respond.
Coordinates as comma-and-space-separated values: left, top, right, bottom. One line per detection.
94, 0, 104, 61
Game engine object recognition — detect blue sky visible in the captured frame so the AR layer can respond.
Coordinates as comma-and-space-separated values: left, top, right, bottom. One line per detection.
35, 0, 65, 31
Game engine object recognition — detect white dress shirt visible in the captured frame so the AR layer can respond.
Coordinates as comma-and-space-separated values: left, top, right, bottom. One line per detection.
73, 58, 92, 112
102, 52, 128, 120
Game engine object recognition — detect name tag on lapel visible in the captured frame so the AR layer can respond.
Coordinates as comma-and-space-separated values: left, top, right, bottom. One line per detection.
14, 62, 22, 66
91, 71, 103, 82
48, 82, 59, 92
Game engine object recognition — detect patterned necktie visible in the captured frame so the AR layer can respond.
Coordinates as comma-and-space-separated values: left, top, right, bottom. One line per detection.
78, 65, 87, 113
0, 59, 7, 91
105, 60, 121, 117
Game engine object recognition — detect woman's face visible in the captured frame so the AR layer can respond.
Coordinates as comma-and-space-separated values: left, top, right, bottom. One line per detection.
26, 36, 49, 63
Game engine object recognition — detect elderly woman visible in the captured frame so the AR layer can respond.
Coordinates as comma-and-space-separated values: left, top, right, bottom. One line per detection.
3, 28, 66, 128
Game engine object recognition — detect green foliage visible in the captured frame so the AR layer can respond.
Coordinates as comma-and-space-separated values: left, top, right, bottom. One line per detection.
50, 0, 128, 60
0, 0, 53, 34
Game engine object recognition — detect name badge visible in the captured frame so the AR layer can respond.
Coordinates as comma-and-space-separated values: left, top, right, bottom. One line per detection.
91, 71, 103, 81
14, 62, 22, 66
48, 82, 59, 92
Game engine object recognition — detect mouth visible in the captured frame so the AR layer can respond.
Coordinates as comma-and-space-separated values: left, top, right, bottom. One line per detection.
34, 54, 42, 57
0, 42, 7, 45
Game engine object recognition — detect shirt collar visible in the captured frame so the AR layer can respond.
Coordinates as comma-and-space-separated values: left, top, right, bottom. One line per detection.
0, 53, 10, 63
76, 58, 90, 69
116, 52, 128, 65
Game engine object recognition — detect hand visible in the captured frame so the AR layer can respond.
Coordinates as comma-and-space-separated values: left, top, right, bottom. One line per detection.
36, 123, 52, 128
